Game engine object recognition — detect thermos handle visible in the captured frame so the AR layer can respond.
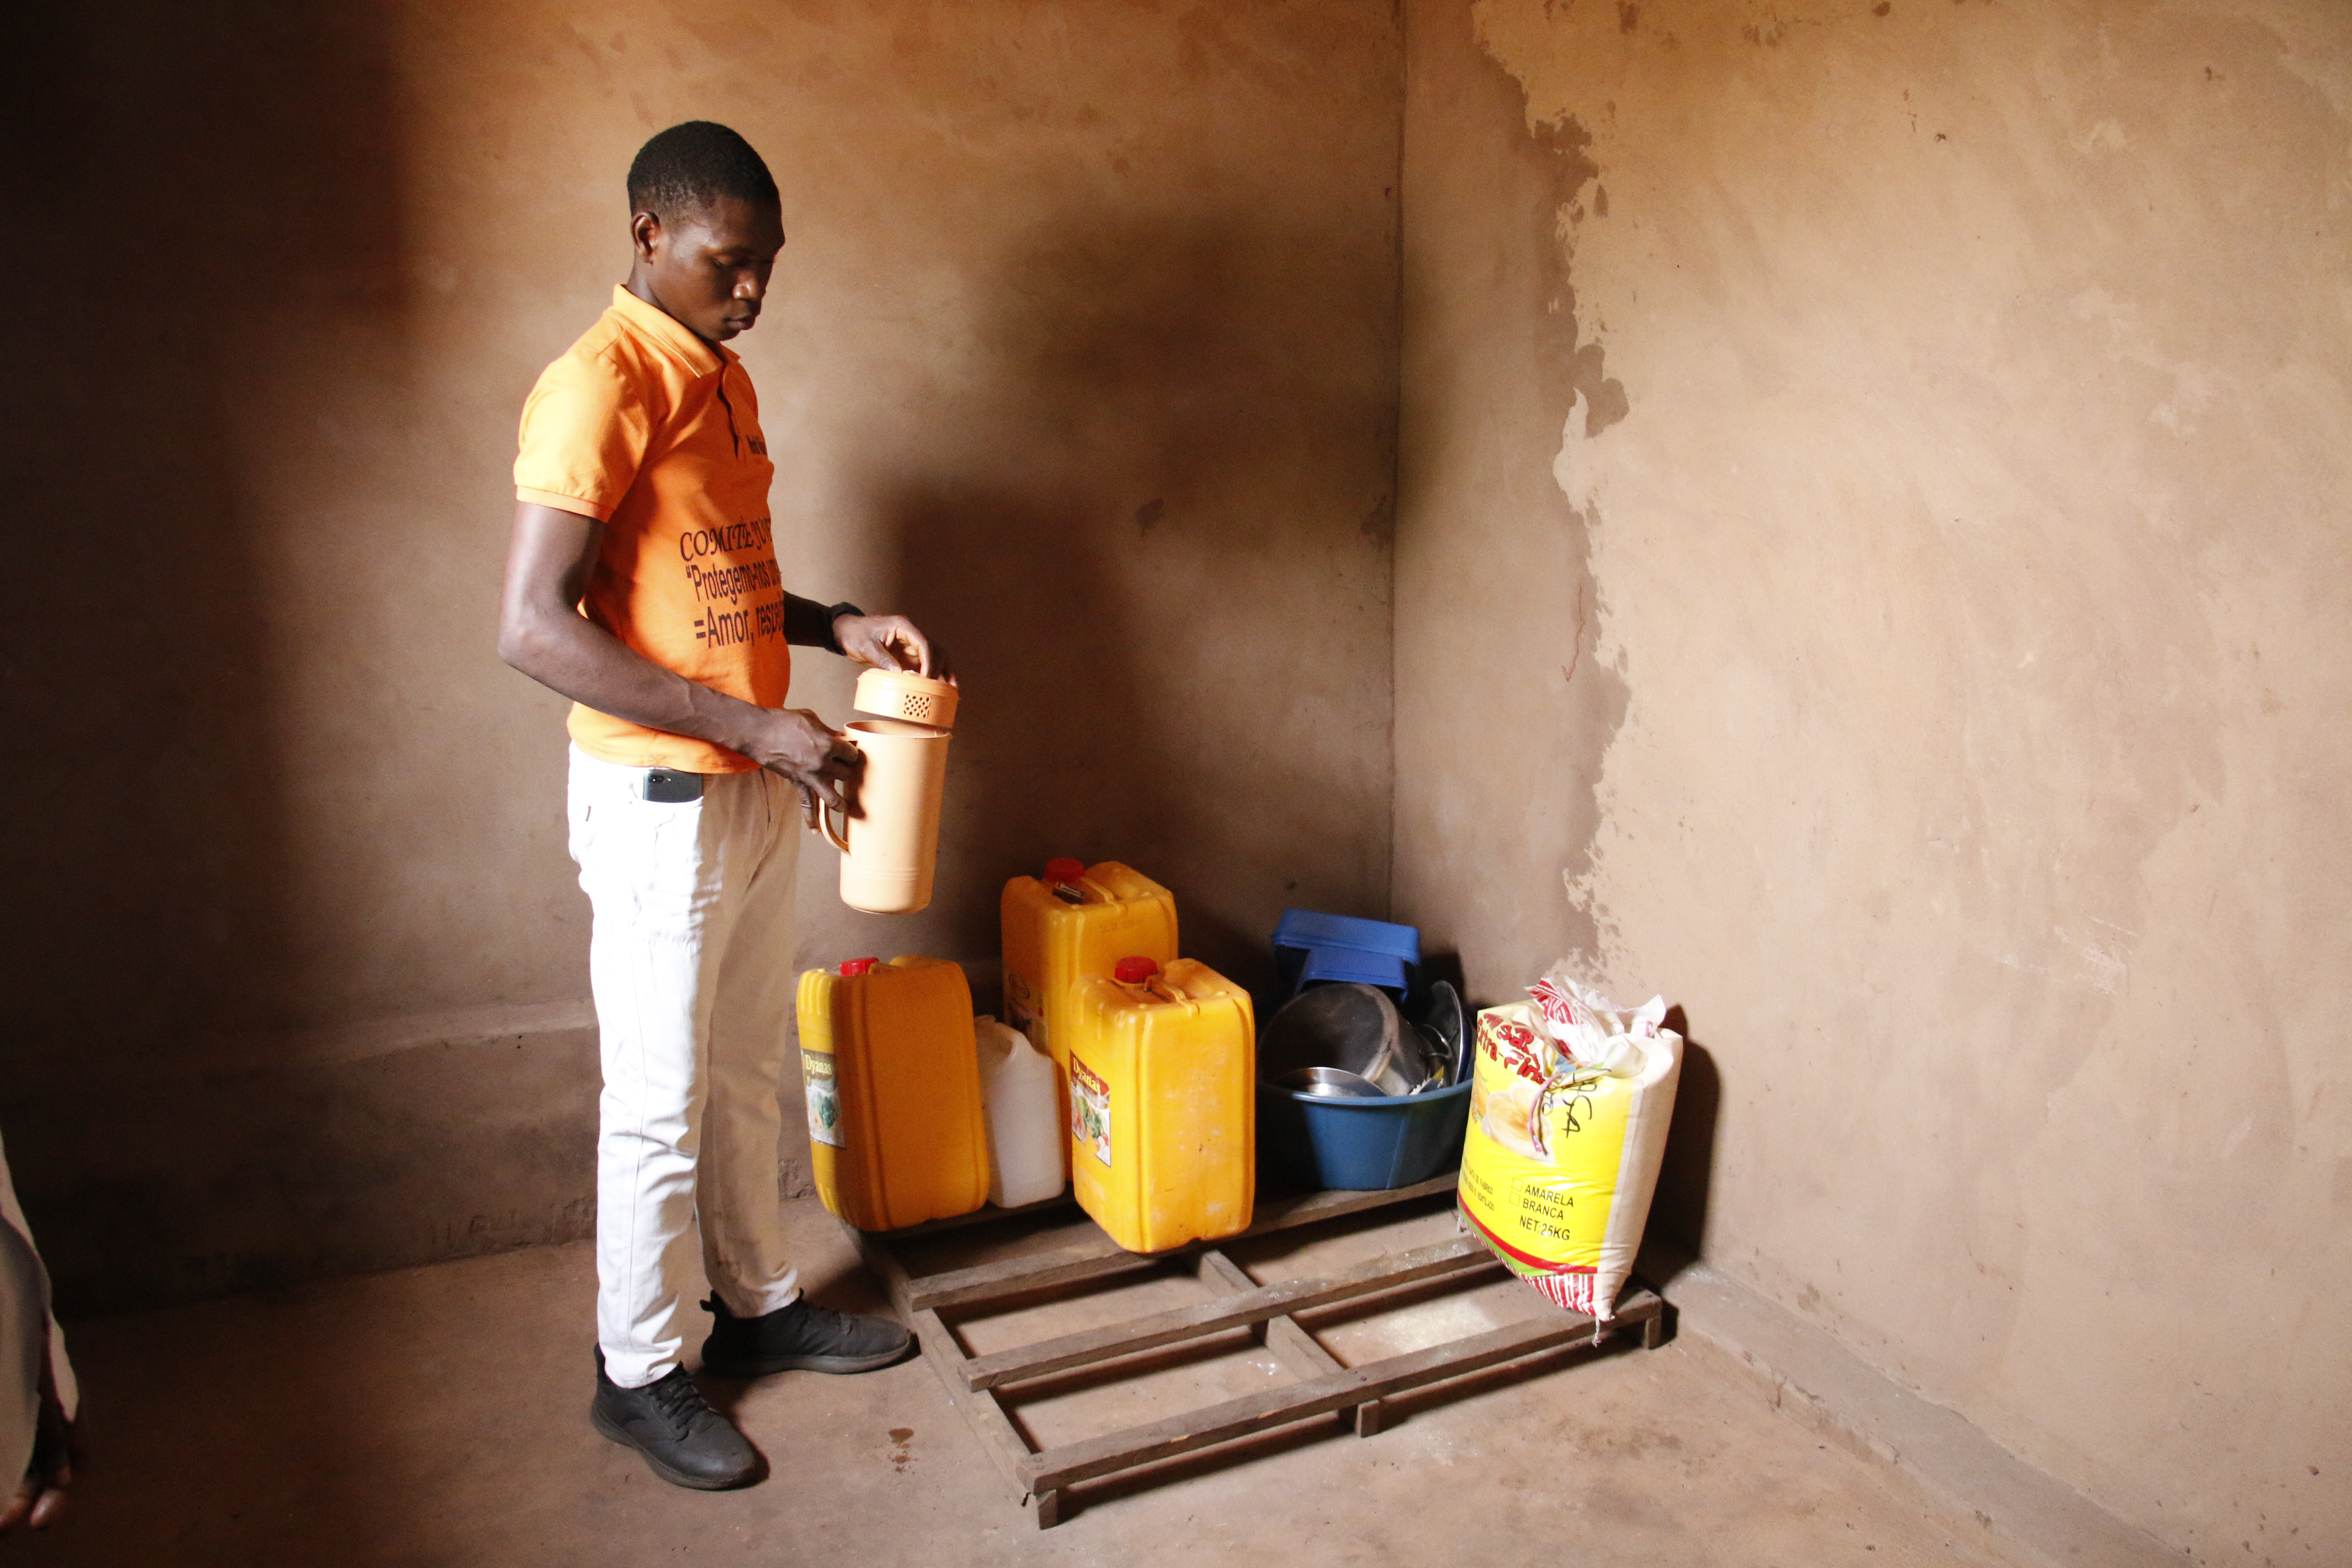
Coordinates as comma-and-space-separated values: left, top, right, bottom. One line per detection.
801, 786, 852, 853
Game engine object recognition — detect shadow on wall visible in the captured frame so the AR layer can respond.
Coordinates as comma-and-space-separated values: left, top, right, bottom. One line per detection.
0, 0, 440, 1550
856, 200, 1398, 996
1648, 1008, 1719, 1263
0, 3, 411, 1305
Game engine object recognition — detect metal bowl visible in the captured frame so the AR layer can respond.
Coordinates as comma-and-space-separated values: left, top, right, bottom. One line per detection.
1258, 983, 1405, 1089
1419, 980, 1468, 1084
1402, 1022, 1452, 1093
1272, 1066, 1389, 1099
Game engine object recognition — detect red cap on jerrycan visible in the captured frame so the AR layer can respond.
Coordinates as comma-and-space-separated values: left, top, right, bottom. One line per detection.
839, 958, 879, 977
1045, 858, 1087, 905
1113, 956, 1160, 985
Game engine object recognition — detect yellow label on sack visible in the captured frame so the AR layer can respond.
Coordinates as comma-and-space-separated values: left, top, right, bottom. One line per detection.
1460, 1005, 1631, 1272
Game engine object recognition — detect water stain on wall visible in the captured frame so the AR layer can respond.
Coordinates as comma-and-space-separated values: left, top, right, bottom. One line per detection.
1422, 1, 2352, 1556
1391, 0, 1632, 1001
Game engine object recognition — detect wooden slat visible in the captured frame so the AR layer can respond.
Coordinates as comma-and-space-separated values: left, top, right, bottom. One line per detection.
1024, 1312, 1599, 1492
960, 1236, 1493, 1391
849, 1224, 918, 1323
1197, 1251, 1347, 1381
1199, 1250, 1369, 1432
864, 1191, 1076, 1242
905, 1235, 1167, 1312
848, 1165, 1669, 1526
1242, 1173, 1461, 1233
900, 1173, 1461, 1312
1200, 1251, 1350, 1381
909, 1307, 1036, 1502
1265, 1315, 1343, 1381
1193, 1249, 1261, 1300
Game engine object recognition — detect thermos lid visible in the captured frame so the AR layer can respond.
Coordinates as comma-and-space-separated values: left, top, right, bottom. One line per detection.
1114, 956, 1160, 984
853, 667, 959, 731
1044, 858, 1086, 884
840, 957, 879, 976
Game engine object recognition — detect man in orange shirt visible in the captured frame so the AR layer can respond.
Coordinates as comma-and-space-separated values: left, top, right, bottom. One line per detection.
498, 122, 940, 1491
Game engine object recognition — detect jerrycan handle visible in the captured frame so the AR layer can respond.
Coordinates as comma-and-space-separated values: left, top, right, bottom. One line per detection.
801, 785, 851, 854
1115, 956, 1185, 1005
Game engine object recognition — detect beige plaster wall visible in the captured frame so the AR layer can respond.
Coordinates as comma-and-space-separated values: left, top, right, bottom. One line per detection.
0, 0, 1400, 1310
1395, 0, 2351, 1558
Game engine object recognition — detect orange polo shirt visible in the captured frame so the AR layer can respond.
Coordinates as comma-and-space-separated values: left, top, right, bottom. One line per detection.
514, 285, 790, 774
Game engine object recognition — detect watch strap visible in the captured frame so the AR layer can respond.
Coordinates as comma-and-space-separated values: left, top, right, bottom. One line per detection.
822, 601, 865, 655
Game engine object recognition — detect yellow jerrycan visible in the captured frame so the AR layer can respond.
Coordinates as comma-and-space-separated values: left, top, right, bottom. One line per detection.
1065, 957, 1255, 1253
1000, 860, 1178, 1073
795, 956, 988, 1231
806, 668, 960, 915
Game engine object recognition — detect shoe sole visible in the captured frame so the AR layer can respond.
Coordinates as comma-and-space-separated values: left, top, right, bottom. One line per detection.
590, 1403, 756, 1491
699, 1342, 913, 1379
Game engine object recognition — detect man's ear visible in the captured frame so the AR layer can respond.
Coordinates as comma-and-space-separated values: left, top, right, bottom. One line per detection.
630, 209, 663, 262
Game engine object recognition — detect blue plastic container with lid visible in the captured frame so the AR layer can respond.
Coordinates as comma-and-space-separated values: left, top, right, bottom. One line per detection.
1272, 909, 1420, 962
1271, 909, 1421, 999
1297, 946, 1412, 992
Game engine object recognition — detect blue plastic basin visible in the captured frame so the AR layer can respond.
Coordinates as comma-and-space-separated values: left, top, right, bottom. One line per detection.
1256, 1077, 1473, 1191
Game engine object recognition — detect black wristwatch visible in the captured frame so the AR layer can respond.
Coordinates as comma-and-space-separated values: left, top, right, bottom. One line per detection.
823, 601, 864, 656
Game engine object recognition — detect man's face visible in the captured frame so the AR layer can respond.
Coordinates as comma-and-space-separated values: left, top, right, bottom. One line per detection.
632, 194, 786, 343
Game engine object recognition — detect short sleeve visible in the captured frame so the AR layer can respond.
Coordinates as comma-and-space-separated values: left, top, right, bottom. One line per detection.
514, 349, 652, 523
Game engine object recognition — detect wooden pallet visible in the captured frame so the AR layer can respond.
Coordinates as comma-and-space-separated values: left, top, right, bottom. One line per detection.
848, 1174, 1667, 1528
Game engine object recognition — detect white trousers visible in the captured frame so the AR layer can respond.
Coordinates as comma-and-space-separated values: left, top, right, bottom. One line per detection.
568, 745, 803, 1389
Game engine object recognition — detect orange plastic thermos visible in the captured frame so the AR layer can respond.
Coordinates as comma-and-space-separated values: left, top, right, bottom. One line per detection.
805, 668, 960, 914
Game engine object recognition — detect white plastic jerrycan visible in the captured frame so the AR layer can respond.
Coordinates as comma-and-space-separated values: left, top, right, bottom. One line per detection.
805, 667, 959, 914
974, 1015, 1063, 1209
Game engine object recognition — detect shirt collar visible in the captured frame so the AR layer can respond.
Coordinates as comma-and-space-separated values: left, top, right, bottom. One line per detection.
606, 284, 735, 377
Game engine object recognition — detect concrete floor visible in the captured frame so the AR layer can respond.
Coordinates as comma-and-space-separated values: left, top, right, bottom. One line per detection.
21, 1194, 2030, 1568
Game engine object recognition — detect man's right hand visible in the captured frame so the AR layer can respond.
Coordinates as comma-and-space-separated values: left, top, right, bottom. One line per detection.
738, 706, 861, 813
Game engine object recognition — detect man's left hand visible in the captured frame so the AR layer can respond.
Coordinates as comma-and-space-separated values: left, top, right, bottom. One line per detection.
834, 614, 954, 684
0, 1390, 73, 1533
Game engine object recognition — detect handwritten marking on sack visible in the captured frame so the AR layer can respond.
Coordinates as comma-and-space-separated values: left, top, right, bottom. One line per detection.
1529, 1080, 1599, 1161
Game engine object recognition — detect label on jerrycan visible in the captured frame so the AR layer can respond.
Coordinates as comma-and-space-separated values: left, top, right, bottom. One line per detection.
1069, 1054, 1112, 1167
802, 1049, 845, 1149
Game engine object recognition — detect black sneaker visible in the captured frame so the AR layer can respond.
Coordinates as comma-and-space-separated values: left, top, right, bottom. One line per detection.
699, 1294, 914, 1378
591, 1347, 759, 1490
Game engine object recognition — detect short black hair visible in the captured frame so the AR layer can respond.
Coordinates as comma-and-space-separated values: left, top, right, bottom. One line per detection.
626, 121, 778, 223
